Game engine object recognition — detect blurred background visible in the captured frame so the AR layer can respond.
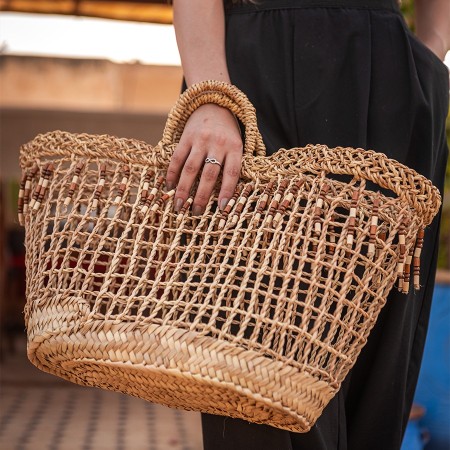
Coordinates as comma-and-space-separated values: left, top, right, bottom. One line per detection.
0, 1, 448, 450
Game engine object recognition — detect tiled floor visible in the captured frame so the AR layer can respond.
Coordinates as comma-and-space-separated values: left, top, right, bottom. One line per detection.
0, 335, 203, 450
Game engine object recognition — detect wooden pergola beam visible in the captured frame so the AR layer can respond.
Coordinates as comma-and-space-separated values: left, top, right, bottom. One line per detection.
0, 0, 173, 24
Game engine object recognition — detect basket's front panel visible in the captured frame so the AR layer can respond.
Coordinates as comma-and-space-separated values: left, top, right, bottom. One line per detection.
23, 156, 423, 429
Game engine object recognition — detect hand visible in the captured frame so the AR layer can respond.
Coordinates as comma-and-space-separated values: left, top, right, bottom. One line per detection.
165, 103, 243, 216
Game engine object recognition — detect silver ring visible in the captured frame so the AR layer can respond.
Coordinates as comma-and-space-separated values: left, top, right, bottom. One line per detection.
204, 157, 223, 167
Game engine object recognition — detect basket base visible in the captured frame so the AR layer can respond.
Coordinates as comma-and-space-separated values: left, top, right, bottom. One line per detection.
27, 320, 336, 433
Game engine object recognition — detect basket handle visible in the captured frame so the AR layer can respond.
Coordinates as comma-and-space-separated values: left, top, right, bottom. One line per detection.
159, 80, 266, 157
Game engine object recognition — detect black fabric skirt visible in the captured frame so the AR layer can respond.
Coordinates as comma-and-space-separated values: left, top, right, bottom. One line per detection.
182, 0, 449, 448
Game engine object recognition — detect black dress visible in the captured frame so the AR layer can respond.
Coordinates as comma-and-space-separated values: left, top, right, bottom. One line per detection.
183, 0, 449, 448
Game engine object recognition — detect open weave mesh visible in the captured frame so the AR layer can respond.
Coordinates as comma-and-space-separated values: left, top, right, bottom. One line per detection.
19, 81, 441, 432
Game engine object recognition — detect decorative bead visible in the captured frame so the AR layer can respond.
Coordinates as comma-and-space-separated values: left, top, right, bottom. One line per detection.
254, 181, 275, 223
402, 245, 414, 294
176, 197, 194, 222
92, 163, 107, 209
273, 178, 305, 226
23, 166, 39, 215
367, 195, 380, 258
218, 186, 241, 230
375, 230, 386, 261
114, 165, 130, 204
151, 189, 176, 212
313, 183, 330, 236
31, 163, 54, 211
140, 169, 154, 202
413, 228, 424, 290
396, 220, 407, 288
327, 214, 336, 256
18, 172, 27, 225
140, 175, 165, 215
346, 189, 360, 247
64, 161, 85, 207
230, 183, 255, 226
266, 179, 289, 225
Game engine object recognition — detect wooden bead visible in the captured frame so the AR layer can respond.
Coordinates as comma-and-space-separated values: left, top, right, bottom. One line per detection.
396, 220, 407, 289
32, 163, 54, 211
327, 215, 336, 256
114, 165, 130, 204
23, 166, 39, 214
218, 186, 241, 230
91, 163, 107, 209
402, 245, 414, 294
266, 180, 289, 225
17, 172, 27, 225
346, 189, 360, 247
176, 197, 194, 222
64, 161, 85, 207
413, 228, 424, 290
230, 183, 254, 226
254, 181, 275, 222
367, 196, 380, 258
150, 189, 176, 212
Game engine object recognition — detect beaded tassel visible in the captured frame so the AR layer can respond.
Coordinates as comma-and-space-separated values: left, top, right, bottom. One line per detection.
64, 161, 84, 207
150, 189, 176, 212
29, 163, 54, 211
230, 183, 255, 226
311, 183, 330, 253
327, 214, 336, 256
396, 220, 407, 289
254, 181, 275, 223
140, 176, 165, 215
402, 245, 414, 294
17, 172, 27, 226
176, 197, 194, 223
266, 180, 289, 226
114, 165, 130, 204
273, 178, 305, 227
413, 228, 424, 290
367, 195, 381, 258
346, 189, 360, 247
218, 186, 241, 230
139, 170, 154, 204
23, 166, 39, 216
313, 183, 330, 236
92, 163, 107, 209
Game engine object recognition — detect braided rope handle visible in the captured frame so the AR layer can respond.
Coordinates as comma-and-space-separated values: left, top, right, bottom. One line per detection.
160, 80, 266, 157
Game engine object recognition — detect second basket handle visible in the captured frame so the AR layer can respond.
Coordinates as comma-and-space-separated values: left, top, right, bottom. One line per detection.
159, 80, 266, 158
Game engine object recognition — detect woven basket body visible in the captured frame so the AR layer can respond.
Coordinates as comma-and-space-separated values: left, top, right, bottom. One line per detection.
18, 81, 441, 432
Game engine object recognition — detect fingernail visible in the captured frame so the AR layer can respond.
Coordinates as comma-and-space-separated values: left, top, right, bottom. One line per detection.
166, 181, 174, 191
219, 198, 229, 211
192, 205, 204, 216
174, 197, 183, 212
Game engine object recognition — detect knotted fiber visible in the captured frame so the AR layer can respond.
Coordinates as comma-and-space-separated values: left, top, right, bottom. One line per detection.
18, 81, 441, 432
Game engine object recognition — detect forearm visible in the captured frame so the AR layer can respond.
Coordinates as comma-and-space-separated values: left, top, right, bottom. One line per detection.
173, 0, 231, 86
415, 0, 450, 60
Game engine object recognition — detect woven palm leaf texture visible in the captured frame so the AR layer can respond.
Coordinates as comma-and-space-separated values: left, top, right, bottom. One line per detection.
18, 81, 441, 432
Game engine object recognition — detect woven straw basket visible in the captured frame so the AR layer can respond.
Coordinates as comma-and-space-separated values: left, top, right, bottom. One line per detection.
18, 81, 441, 432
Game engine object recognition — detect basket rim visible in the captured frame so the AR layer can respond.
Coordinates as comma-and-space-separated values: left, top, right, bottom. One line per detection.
19, 129, 441, 226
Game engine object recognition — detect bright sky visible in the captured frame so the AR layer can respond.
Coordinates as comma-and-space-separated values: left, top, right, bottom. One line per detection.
0, 12, 449, 68
0, 12, 181, 65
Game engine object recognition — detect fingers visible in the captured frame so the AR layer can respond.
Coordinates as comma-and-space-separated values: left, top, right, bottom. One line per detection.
165, 104, 244, 216
164, 137, 190, 192
191, 157, 223, 216
217, 151, 242, 211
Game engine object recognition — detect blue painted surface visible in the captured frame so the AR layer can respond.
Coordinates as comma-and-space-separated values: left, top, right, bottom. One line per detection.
402, 284, 450, 450
402, 420, 426, 450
